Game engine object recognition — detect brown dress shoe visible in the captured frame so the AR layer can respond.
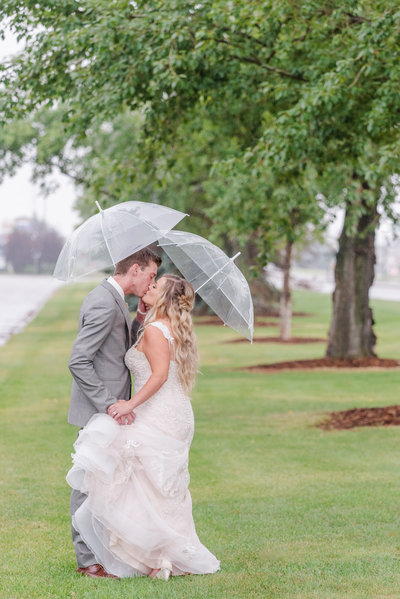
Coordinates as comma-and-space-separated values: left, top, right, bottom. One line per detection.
76, 564, 119, 579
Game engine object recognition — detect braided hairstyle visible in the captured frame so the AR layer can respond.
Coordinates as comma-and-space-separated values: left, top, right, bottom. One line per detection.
143, 274, 199, 393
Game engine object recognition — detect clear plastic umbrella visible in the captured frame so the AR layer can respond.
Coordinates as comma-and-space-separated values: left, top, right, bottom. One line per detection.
53, 201, 187, 281
158, 231, 254, 341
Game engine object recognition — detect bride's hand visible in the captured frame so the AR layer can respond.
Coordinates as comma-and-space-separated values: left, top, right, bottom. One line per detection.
108, 400, 134, 420
136, 297, 150, 324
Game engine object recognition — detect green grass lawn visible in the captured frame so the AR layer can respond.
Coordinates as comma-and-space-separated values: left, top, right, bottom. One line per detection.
1, 285, 400, 598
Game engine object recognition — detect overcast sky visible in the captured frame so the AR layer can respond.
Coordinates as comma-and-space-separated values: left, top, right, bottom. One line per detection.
0, 31, 79, 238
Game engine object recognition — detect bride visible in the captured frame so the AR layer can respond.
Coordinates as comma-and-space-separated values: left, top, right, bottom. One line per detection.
66, 274, 220, 580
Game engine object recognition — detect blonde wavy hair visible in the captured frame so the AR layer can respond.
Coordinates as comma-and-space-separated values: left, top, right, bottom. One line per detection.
142, 274, 199, 393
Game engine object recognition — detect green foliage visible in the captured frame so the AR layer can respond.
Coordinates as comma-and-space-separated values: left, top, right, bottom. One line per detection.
206, 154, 326, 266
1, 1, 400, 257
0, 118, 35, 175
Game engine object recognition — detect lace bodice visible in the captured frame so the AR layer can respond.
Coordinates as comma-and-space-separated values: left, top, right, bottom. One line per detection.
124, 322, 194, 444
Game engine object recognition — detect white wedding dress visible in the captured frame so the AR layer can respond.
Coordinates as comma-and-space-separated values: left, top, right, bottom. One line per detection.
66, 321, 220, 578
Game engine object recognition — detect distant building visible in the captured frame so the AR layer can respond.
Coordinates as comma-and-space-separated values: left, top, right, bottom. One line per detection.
294, 240, 337, 271
376, 239, 400, 277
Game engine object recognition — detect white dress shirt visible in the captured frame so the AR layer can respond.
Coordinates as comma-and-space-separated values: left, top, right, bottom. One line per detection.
107, 276, 124, 300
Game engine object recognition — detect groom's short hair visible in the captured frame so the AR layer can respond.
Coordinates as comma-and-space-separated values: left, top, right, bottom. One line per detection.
114, 247, 162, 275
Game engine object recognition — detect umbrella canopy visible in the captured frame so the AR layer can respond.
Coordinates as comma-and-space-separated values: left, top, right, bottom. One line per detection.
53, 201, 187, 281
158, 231, 254, 341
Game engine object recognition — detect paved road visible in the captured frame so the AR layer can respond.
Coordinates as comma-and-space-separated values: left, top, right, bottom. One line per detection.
266, 266, 400, 302
0, 274, 63, 346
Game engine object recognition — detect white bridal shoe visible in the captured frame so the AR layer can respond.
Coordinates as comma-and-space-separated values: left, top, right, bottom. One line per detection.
155, 568, 171, 581
150, 568, 171, 581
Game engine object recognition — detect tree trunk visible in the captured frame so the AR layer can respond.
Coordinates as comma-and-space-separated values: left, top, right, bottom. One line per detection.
280, 240, 293, 341
237, 239, 280, 316
326, 200, 377, 358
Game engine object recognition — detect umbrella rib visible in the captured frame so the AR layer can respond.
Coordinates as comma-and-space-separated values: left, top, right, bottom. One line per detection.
158, 234, 253, 340
96, 201, 116, 267
194, 252, 241, 293
197, 279, 253, 327
164, 246, 252, 329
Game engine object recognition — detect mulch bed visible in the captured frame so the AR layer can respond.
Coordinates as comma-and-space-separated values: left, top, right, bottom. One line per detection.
264, 311, 312, 318
319, 405, 400, 430
194, 313, 313, 327
194, 316, 278, 327
229, 336, 326, 344
243, 356, 400, 372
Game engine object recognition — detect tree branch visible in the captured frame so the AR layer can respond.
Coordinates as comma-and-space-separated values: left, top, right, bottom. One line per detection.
230, 52, 306, 81
293, 25, 311, 43
214, 38, 307, 81
348, 65, 366, 89
344, 12, 372, 25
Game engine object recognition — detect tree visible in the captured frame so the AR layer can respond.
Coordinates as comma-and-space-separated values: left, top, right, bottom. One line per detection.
0, 104, 280, 312
4, 227, 35, 273
205, 157, 327, 338
1, 1, 400, 354
4, 219, 64, 273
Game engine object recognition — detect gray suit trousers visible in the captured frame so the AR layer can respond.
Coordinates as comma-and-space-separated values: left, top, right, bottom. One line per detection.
70, 487, 95, 567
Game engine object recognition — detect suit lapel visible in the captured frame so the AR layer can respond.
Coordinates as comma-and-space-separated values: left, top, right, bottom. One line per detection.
101, 280, 132, 347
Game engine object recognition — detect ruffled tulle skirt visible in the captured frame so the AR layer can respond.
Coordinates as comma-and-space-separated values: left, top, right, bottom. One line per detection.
66, 413, 220, 578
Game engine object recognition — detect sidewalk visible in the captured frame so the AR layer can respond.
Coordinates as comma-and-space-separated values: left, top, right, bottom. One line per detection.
0, 274, 63, 346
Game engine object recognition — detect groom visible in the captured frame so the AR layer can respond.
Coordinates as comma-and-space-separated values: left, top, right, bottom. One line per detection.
68, 247, 161, 578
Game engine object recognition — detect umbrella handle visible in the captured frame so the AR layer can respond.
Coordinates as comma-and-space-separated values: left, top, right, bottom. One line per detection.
194, 252, 241, 293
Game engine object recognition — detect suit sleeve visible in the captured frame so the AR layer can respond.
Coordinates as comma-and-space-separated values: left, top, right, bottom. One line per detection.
68, 301, 118, 412
131, 317, 143, 346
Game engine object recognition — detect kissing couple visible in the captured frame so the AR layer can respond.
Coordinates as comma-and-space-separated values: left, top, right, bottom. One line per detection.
66, 247, 220, 580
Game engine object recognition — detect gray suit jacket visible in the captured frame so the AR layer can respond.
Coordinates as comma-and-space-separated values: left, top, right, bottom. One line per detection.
68, 280, 132, 427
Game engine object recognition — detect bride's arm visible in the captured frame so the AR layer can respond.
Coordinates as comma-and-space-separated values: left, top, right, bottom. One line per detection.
108, 326, 170, 419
